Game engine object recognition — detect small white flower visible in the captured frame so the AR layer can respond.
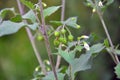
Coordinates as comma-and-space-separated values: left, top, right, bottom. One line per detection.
98, 1, 103, 7
83, 42, 90, 51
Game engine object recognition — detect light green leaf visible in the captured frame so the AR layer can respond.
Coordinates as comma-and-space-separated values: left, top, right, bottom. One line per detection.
104, 39, 109, 47
115, 49, 120, 55
27, 23, 39, 30
75, 45, 83, 52
90, 43, 105, 53
22, 10, 36, 23
0, 8, 15, 19
70, 52, 92, 79
20, 0, 34, 9
43, 6, 60, 18
0, 21, 25, 37
42, 72, 65, 80
58, 48, 75, 64
115, 63, 120, 79
106, 0, 114, 6
64, 17, 78, 28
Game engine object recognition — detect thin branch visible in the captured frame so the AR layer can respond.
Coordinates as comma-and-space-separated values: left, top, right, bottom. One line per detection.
95, 2, 119, 64
38, 0, 58, 80
56, 0, 66, 69
16, 0, 47, 75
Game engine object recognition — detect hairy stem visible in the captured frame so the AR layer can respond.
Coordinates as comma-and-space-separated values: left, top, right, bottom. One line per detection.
56, 0, 66, 69
38, 0, 58, 80
16, 0, 47, 75
96, 5, 119, 64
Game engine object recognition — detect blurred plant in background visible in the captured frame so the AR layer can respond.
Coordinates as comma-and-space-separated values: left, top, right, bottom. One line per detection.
0, 0, 120, 80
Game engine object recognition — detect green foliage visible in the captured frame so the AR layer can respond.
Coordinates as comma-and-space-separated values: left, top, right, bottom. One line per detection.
64, 17, 80, 29
22, 10, 36, 23
42, 72, 65, 80
20, 0, 34, 9
0, 8, 15, 19
104, 39, 109, 47
54, 43, 104, 79
10, 14, 22, 22
115, 63, 120, 79
28, 23, 39, 30
115, 49, 120, 55
85, 0, 114, 12
50, 17, 80, 29
43, 6, 60, 18
0, 21, 25, 37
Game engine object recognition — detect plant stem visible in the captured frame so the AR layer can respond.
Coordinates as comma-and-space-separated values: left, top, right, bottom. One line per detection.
16, 0, 47, 75
56, 0, 66, 69
96, 6, 119, 64
38, 0, 58, 80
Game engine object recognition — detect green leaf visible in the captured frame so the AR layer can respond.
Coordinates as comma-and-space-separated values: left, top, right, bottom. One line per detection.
50, 21, 63, 26
75, 45, 83, 52
42, 72, 65, 80
114, 49, 120, 55
70, 52, 92, 79
10, 14, 22, 22
106, 0, 114, 6
90, 43, 105, 53
104, 39, 109, 47
64, 17, 78, 28
43, 6, 60, 18
20, 0, 34, 9
22, 10, 36, 23
58, 48, 76, 64
115, 63, 120, 79
0, 8, 15, 19
0, 21, 25, 37
27, 23, 39, 30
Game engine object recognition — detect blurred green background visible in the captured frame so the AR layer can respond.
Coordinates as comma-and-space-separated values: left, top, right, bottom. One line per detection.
0, 0, 120, 80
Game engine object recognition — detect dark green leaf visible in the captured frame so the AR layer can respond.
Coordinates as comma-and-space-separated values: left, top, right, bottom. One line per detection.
10, 14, 22, 22
22, 10, 36, 23
50, 21, 63, 26
0, 8, 15, 19
115, 63, 120, 79
0, 21, 25, 37
43, 6, 60, 18
20, 0, 34, 9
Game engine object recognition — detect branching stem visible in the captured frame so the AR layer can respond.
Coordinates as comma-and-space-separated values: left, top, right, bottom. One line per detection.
95, 1, 119, 64
56, 0, 66, 69
38, 0, 58, 80
16, 0, 47, 75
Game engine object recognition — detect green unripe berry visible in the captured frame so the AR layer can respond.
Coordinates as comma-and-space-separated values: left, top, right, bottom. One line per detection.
62, 38, 67, 44
68, 35, 74, 41
37, 35, 44, 41
54, 40, 60, 46
61, 28, 66, 34
59, 37, 64, 42
54, 31, 60, 37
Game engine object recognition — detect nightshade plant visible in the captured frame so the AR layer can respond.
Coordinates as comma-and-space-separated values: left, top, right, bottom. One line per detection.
0, 0, 120, 80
